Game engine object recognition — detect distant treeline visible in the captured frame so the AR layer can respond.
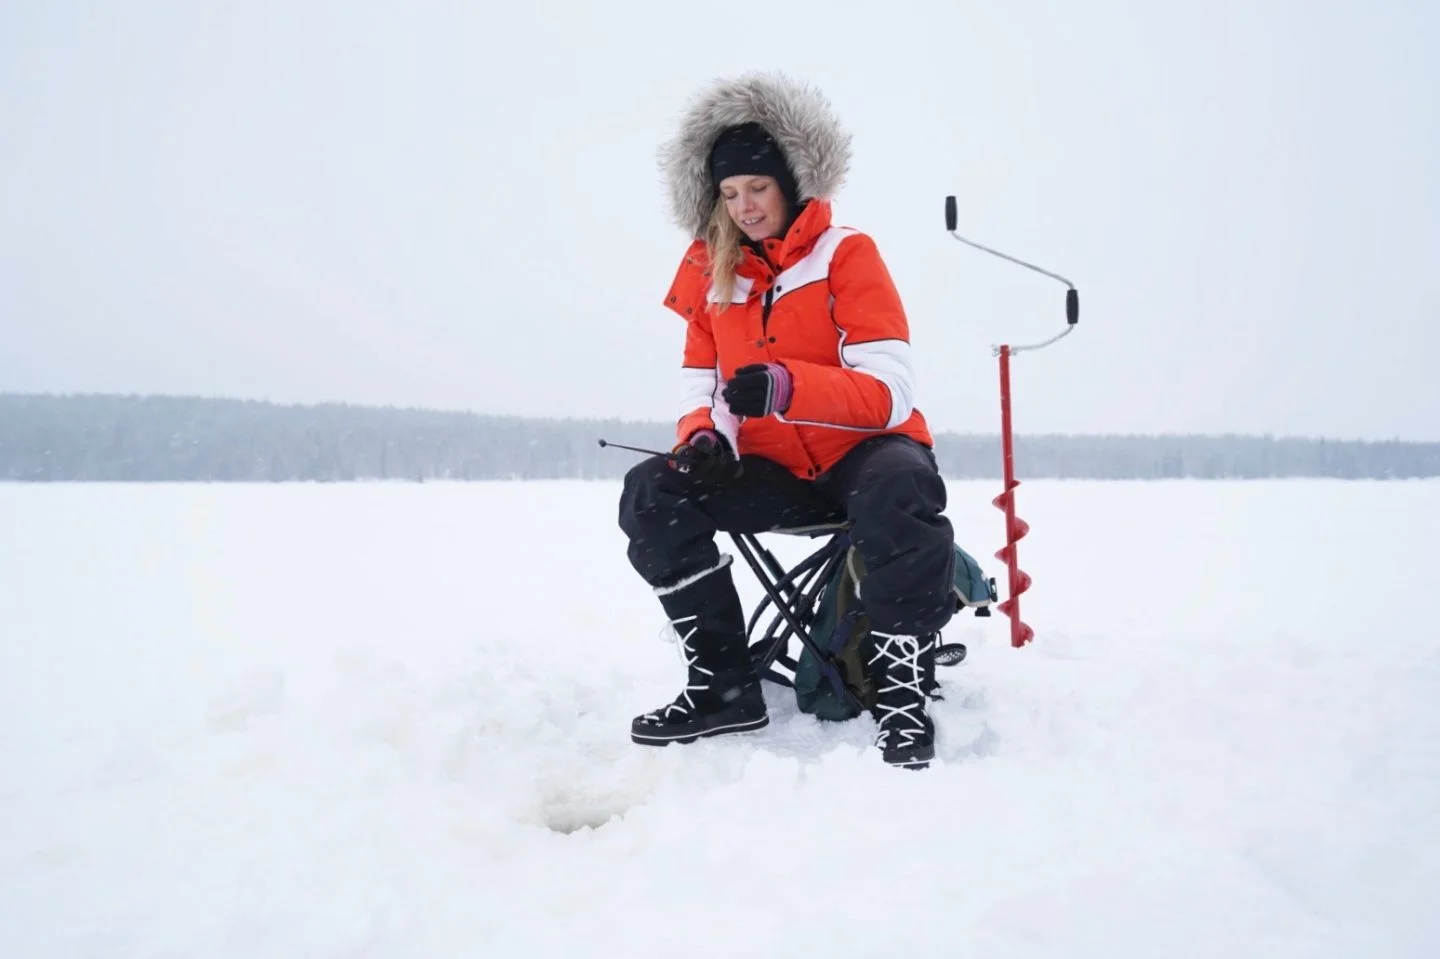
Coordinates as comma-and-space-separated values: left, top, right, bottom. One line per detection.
1, 393, 1437, 481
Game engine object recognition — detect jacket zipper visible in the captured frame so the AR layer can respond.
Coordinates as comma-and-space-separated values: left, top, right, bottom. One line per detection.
757, 279, 819, 474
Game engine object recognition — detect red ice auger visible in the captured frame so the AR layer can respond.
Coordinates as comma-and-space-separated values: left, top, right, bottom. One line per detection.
944, 196, 1079, 648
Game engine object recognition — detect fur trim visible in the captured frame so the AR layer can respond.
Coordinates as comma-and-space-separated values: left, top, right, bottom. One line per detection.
654, 553, 733, 597
658, 71, 852, 238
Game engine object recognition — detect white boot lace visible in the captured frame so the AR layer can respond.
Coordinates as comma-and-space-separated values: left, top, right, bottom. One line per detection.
643, 615, 714, 721
868, 630, 934, 748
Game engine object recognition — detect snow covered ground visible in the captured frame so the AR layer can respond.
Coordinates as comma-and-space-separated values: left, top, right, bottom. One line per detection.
1, 477, 1437, 957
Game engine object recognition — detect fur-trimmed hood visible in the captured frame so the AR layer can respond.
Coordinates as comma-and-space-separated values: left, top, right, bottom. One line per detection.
658, 71, 852, 239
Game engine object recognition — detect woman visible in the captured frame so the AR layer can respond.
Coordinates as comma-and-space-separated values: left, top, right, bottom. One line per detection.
619, 71, 957, 768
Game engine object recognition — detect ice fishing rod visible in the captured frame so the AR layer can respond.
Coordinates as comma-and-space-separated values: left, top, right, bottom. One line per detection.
598, 437, 735, 477
596, 438, 671, 459
944, 194, 1080, 649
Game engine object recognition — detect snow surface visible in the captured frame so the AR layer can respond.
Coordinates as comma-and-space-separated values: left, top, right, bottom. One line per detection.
1, 478, 1437, 957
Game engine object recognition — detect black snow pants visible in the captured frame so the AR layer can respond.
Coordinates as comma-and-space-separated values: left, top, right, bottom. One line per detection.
618, 433, 958, 637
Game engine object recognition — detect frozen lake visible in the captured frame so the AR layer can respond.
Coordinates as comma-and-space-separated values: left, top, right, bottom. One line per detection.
1, 478, 1436, 957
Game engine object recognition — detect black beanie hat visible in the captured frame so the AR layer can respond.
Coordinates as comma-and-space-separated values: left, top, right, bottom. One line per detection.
708, 122, 800, 209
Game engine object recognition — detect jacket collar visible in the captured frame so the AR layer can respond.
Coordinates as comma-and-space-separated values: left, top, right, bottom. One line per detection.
737, 199, 833, 281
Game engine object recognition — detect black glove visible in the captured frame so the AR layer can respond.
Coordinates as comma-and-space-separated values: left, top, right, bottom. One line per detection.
721, 363, 793, 418
669, 429, 742, 485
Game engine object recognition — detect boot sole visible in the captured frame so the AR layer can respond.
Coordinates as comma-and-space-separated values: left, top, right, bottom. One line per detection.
885, 755, 933, 770
630, 714, 769, 746
883, 746, 935, 769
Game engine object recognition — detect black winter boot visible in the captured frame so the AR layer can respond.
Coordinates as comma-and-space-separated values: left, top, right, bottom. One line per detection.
631, 557, 769, 746
867, 629, 938, 768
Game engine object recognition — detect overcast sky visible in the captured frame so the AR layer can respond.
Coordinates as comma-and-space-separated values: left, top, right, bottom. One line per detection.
2, 1, 1436, 440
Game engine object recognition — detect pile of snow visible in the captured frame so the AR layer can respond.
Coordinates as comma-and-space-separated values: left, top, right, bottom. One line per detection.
1, 479, 1436, 957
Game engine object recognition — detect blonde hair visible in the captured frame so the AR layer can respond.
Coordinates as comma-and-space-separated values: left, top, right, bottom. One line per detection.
704, 200, 743, 313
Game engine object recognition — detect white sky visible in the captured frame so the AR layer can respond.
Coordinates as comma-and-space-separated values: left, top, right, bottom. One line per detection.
2, 0, 1437, 440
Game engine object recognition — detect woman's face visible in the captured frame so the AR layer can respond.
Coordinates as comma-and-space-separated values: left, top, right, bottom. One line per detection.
719, 174, 788, 242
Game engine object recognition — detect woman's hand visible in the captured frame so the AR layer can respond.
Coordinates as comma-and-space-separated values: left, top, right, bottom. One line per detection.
722, 363, 792, 418
669, 430, 742, 485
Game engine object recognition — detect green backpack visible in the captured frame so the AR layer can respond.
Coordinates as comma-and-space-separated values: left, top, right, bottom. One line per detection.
792, 543, 996, 722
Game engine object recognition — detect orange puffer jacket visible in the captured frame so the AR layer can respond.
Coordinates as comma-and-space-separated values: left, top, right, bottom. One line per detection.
664, 198, 934, 480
